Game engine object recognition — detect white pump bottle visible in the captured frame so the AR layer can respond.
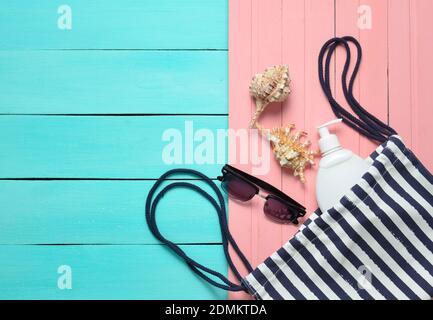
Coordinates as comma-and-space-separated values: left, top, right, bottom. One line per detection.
316, 119, 370, 213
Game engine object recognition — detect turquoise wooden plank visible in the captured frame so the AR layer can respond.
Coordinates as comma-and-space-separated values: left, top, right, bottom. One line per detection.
0, 51, 227, 114
0, 244, 228, 299
0, 116, 227, 178
0, 180, 227, 244
0, 0, 227, 49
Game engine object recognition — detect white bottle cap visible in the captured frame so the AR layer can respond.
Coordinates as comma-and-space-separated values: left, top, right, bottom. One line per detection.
317, 119, 343, 155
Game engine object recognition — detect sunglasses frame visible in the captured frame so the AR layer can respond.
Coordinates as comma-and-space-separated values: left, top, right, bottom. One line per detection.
217, 164, 306, 224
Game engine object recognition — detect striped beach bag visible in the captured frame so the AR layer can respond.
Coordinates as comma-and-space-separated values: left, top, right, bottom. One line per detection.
243, 37, 433, 300
146, 37, 433, 300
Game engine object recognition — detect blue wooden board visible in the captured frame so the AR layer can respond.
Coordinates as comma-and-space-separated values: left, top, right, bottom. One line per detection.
0, 0, 227, 49
0, 180, 226, 244
0, 245, 228, 299
0, 0, 229, 300
0, 51, 227, 114
0, 116, 227, 178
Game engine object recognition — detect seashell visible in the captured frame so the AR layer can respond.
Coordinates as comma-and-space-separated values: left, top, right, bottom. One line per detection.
249, 65, 291, 129
249, 65, 317, 183
266, 125, 317, 183
249, 65, 291, 104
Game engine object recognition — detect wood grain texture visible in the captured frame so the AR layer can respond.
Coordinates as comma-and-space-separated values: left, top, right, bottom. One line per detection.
250, 0, 283, 269
2, 0, 433, 301
227, 0, 253, 300
409, 0, 433, 171
388, 0, 412, 147
303, 0, 335, 219
358, 0, 389, 158
281, 0, 308, 245
228, 0, 336, 299
228, 0, 433, 300
0, 0, 229, 300
335, 0, 361, 157
0, 180, 226, 244
0, 244, 228, 300
0, 0, 227, 49
0, 116, 227, 178
0, 51, 227, 114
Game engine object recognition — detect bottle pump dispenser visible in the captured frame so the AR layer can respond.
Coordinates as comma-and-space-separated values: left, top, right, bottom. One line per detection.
316, 119, 370, 213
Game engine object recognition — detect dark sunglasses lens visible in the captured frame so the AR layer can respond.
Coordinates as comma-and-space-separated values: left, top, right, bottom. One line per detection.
264, 197, 297, 223
221, 174, 257, 202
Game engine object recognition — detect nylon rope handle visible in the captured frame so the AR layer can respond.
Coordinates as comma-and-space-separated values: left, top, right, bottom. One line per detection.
145, 168, 254, 292
318, 36, 397, 143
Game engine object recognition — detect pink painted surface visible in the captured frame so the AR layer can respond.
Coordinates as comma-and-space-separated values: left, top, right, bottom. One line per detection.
228, 0, 433, 300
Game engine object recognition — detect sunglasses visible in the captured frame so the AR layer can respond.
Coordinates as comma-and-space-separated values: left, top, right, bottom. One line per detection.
217, 165, 306, 225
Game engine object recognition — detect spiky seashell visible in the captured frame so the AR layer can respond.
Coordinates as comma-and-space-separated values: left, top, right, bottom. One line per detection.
266, 125, 317, 183
249, 65, 291, 104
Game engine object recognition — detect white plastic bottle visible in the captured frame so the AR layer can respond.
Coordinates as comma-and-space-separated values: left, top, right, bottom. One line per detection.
316, 119, 370, 213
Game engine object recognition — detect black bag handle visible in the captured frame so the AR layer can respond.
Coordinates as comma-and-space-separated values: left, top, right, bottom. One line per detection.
318, 36, 397, 143
145, 168, 253, 292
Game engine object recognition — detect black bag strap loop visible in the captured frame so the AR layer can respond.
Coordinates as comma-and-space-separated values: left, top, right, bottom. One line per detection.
145, 168, 253, 292
318, 36, 397, 143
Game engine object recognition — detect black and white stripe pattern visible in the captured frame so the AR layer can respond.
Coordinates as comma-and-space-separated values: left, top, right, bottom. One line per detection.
243, 136, 433, 300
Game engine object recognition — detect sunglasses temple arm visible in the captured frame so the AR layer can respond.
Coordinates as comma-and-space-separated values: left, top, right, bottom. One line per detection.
225, 165, 306, 211
285, 201, 307, 214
